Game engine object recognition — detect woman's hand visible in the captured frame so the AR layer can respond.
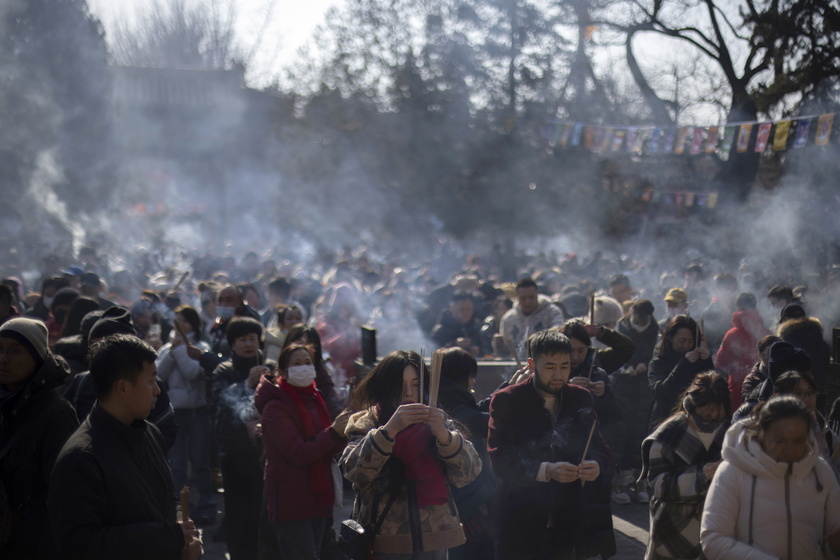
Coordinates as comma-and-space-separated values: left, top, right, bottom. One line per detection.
383, 403, 429, 436
331, 409, 353, 438
685, 350, 700, 363
425, 406, 450, 443
509, 366, 531, 385
703, 460, 721, 481
247, 366, 270, 389
578, 460, 600, 482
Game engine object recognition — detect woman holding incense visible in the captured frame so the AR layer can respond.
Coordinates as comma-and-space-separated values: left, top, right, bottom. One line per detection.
254, 343, 351, 560
155, 305, 216, 525
340, 350, 481, 560
648, 315, 714, 431
558, 320, 622, 426
211, 317, 274, 560
641, 371, 730, 560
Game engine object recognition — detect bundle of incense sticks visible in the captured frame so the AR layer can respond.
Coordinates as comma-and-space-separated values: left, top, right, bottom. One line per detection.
587, 351, 596, 379
579, 420, 598, 487
419, 348, 425, 404
504, 336, 523, 370
589, 293, 596, 325
180, 485, 190, 522
428, 349, 444, 409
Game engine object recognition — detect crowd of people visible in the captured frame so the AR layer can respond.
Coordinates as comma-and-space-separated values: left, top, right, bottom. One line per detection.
2, 243, 840, 560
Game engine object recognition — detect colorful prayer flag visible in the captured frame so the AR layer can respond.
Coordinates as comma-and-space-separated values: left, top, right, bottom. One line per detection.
584, 126, 595, 150
570, 123, 584, 146
736, 124, 753, 152
773, 120, 791, 151
705, 127, 719, 153
707, 193, 719, 209
675, 127, 691, 154
720, 126, 736, 154
815, 114, 834, 146
684, 192, 695, 207
647, 128, 662, 153
663, 129, 676, 153
625, 128, 637, 153
611, 130, 625, 152
690, 128, 705, 155
794, 119, 811, 148
559, 123, 573, 146
755, 123, 772, 153
633, 129, 650, 154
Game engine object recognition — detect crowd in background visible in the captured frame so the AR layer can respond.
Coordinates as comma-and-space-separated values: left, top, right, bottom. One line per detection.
3, 242, 840, 560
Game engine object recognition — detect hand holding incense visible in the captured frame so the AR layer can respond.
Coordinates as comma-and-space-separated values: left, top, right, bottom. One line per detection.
418, 348, 425, 404
180, 485, 190, 522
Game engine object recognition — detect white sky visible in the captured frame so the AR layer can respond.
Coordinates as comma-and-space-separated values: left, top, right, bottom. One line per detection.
87, 0, 338, 86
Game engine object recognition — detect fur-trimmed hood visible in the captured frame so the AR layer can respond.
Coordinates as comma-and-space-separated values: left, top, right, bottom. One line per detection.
777, 316, 824, 340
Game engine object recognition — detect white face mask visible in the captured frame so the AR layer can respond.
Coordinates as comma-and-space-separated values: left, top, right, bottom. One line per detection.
287, 364, 317, 387
43, 296, 54, 309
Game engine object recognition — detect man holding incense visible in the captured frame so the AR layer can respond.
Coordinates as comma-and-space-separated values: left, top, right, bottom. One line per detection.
48, 334, 202, 560
488, 329, 614, 560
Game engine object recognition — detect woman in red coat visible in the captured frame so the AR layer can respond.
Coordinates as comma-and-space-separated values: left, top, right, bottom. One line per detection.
254, 343, 351, 560
714, 293, 770, 413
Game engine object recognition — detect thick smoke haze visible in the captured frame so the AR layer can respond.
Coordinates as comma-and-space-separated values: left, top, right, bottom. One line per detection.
3, 0, 840, 322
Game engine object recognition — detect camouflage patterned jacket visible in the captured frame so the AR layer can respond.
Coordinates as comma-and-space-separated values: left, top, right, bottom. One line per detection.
339, 408, 481, 554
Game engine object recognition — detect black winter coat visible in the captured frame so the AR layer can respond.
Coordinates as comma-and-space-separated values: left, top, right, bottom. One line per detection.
48, 406, 183, 560
647, 347, 714, 431
488, 379, 614, 558
0, 354, 78, 559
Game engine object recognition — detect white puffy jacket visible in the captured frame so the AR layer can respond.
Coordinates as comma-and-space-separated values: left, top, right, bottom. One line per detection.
701, 419, 840, 560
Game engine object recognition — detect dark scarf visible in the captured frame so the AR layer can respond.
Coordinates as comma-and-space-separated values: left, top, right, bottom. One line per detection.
392, 421, 449, 507
278, 377, 333, 508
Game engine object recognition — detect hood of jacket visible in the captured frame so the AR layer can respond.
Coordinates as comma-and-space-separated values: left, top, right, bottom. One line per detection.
345, 406, 379, 436
777, 316, 824, 340
722, 418, 819, 480
254, 374, 284, 415
731, 309, 770, 340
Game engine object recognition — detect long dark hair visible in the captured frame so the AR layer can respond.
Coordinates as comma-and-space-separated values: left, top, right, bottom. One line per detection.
350, 350, 420, 422
656, 315, 698, 355
440, 347, 477, 389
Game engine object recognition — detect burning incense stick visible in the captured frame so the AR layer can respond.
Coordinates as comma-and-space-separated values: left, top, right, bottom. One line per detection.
173, 319, 190, 344
589, 293, 596, 325
419, 348, 425, 404
504, 336, 522, 370
428, 350, 443, 409
172, 271, 190, 294
579, 420, 598, 487
587, 350, 596, 379
180, 485, 190, 522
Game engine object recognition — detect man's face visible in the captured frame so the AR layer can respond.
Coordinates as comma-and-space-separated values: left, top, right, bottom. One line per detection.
0, 338, 37, 390
517, 286, 540, 316
530, 351, 571, 396
218, 287, 241, 309
450, 298, 474, 325
126, 361, 160, 420
232, 332, 260, 358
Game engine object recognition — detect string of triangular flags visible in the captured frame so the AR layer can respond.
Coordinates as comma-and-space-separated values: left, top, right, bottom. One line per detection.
534, 112, 839, 156
638, 188, 717, 208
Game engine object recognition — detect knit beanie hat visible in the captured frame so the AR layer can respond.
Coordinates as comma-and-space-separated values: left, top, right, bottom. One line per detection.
593, 296, 624, 327
80, 310, 104, 341
0, 318, 49, 364
89, 307, 136, 342
768, 341, 812, 383
51, 287, 80, 313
